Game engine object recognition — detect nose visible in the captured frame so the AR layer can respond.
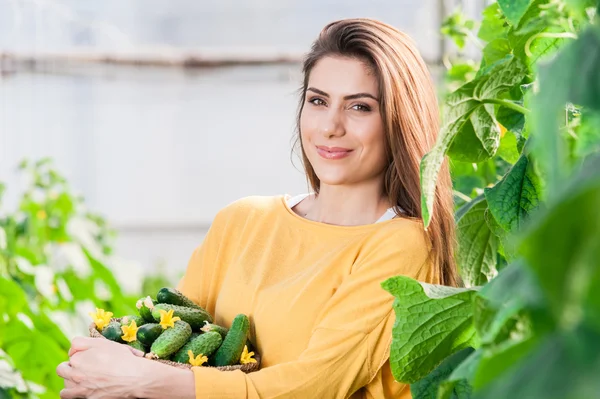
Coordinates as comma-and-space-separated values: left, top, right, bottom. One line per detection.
320, 108, 345, 138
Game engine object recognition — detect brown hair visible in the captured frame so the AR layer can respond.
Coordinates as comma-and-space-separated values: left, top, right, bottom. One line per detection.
294, 18, 459, 287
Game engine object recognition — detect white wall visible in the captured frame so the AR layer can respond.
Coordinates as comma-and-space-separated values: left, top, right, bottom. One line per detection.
0, 0, 449, 280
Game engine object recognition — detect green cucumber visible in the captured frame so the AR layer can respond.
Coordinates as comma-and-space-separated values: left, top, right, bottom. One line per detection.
151, 303, 213, 330
127, 340, 146, 353
136, 296, 156, 322
120, 315, 146, 327
136, 323, 165, 346
210, 314, 250, 366
172, 331, 222, 364
200, 321, 228, 339
149, 320, 192, 359
101, 321, 124, 343
156, 287, 207, 312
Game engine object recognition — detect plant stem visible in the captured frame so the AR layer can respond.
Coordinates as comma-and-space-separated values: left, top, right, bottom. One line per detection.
483, 98, 531, 115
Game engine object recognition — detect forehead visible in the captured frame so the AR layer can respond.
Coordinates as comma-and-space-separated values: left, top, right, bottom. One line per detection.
308, 56, 379, 96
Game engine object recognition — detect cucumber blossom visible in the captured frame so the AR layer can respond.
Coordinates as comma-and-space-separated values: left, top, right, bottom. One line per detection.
149, 320, 192, 359
172, 331, 223, 364
200, 321, 228, 339
101, 321, 124, 343
152, 303, 213, 330
136, 323, 164, 346
156, 287, 207, 312
210, 314, 250, 366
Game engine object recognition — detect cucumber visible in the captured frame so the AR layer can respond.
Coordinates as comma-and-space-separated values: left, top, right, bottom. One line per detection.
151, 303, 213, 330
136, 323, 164, 346
156, 287, 207, 312
172, 331, 222, 364
120, 315, 146, 327
149, 320, 192, 359
136, 296, 156, 323
200, 321, 228, 339
127, 340, 146, 353
210, 314, 250, 366
101, 321, 124, 343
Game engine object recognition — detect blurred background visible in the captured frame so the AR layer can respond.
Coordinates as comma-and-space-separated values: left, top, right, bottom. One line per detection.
0, 0, 486, 286
3, 1, 600, 398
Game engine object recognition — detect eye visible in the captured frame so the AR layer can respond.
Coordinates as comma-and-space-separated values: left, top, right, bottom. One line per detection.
308, 97, 326, 106
351, 103, 371, 112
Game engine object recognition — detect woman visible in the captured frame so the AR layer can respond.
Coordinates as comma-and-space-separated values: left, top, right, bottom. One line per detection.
56, 18, 457, 398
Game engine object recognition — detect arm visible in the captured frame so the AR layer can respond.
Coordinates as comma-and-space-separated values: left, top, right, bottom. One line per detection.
139, 226, 433, 399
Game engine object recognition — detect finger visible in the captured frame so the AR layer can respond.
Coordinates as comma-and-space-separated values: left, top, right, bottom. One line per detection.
126, 345, 145, 357
56, 361, 73, 380
60, 388, 87, 399
70, 336, 97, 352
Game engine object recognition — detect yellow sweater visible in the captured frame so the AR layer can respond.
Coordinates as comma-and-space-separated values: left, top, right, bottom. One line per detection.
176, 195, 436, 399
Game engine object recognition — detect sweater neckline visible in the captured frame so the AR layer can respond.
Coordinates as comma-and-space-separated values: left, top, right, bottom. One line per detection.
278, 194, 407, 233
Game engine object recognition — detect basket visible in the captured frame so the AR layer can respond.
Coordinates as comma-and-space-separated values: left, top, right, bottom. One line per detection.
89, 318, 261, 373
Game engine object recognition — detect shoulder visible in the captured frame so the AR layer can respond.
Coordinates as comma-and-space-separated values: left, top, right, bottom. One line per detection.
353, 218, 433, 276
211, 195, 283, 226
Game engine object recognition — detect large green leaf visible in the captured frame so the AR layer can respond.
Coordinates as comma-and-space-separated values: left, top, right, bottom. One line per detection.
410, 348, 474, 399
518, 153, 600, 329
507, 0, 568, 68
497, 0, 534, 26
421, 56, 527, 227
473, 262, 544, 345
484, 153, 543, 233
474, 324, 600, 399
381, 276, 480, 383
455, 197, 499, 287
438, 349, 482, 399
478, 4, 509, 42
532, 25, 600, 194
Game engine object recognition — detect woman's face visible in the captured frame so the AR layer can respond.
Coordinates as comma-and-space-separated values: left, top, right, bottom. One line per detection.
300, 56, 387, 189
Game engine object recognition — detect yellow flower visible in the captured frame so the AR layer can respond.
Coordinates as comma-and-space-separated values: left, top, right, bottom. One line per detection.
240, 345, 257, 365
36, 210, 47, 220
187, 350, 208, 367
158, 309, 181, 329
89, 308, 113, 331
121, 320, 139, 342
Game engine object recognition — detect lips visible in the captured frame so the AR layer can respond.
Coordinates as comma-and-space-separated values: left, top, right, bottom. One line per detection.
316, 146, 353, 160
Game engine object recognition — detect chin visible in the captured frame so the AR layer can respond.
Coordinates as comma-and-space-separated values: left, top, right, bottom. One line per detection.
313, 169, 354, 186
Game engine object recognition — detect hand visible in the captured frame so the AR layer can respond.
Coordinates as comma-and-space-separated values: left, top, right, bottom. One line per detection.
56, 337, 149, 399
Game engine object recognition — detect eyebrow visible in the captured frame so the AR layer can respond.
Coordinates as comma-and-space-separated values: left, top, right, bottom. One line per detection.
307, 87, 379, 102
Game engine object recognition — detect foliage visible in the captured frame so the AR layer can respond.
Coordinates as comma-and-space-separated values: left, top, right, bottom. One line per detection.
386, 0, 600, 397
0, 159, 169, 398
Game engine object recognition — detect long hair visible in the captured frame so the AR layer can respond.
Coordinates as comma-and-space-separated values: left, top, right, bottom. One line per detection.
294, 18, 458, 287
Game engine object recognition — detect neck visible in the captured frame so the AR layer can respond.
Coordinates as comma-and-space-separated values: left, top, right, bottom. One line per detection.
304, 178, 391, 226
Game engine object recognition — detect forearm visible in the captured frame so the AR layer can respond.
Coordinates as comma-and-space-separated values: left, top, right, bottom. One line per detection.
136, 361, 196, 399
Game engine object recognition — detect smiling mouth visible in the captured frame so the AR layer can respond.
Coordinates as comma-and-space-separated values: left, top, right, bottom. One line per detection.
316, 146, 353, 160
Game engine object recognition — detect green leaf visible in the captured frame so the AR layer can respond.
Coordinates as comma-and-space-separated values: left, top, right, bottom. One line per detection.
381, 276, 480, 383
472, 336, 538, 389
532, 25, 600, 193
496, 132, 520, 164
478, 4, 509, 42
421, 55, 527, 227
507, 0, 569, 68
497, 0, 534, 26
482, 39, 512, 66
484, 153, 543, 234
518, 153, 600, 330
0, 278, 27, 316
455, 197, 499, 287
473, 262, 544, 345
410, 347, 474, 399
474, 325, 600, 399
